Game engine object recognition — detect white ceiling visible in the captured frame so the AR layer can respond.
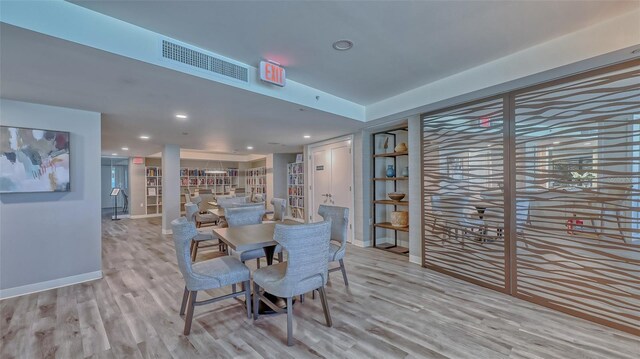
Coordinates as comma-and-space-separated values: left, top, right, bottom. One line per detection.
1, 1, 636, 158
71, 0, 638, 105
0, 24, 365, 157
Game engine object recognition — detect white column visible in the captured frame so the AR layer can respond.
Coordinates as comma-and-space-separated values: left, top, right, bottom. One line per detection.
407, 115, 422, 265
162, 144, 180, 234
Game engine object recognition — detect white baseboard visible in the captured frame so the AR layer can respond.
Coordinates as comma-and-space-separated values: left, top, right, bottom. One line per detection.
162, 228, 173, 235
352, 239, 369, 247
409, 254, 421, 265
130, 213, 162, 219
0, 270, 103, 300
112, 214, 131, 219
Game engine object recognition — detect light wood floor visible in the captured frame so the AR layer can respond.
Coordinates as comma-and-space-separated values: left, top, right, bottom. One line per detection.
1, 216, 638, 358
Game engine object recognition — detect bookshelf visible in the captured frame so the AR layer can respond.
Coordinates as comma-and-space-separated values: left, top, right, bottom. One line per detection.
179, 168, 240, 212
145, 166, 163, 215
245, 167, 266, 195
287, 161, 305, 222
145, 166, 239, 215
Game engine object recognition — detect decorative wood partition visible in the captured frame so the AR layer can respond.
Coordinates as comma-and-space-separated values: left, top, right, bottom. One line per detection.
422, 60, 640, 335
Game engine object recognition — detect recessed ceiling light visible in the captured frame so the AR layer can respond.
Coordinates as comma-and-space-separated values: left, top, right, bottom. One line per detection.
332, 39, 353, 51
553, 141, 560, 145
121, 147, 129, 151
111, 153, 118, 156
139, 135, 150, 140
176, 114, 188, 119
303, 135, 311, 139
487, 144, 492, 147
247, 146, 253, 150
584, 142, 591, 146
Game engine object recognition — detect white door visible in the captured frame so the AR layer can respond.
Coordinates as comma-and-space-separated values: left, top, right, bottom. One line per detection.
311, 139, 354, 242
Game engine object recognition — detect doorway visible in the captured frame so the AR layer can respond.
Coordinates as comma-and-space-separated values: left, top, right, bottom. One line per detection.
309, 138, 354, 243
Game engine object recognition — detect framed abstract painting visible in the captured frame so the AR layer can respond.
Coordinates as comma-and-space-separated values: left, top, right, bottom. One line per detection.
0, 126, 71, 193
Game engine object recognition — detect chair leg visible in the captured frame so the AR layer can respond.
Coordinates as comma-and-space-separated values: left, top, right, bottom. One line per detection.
179, 286, 189, 316
256, 258, 261, 269
232, 283, 237, 293
318, 286, 332, 327
300, 294, 304, 303
253, 282, 260, 320
191, 242, 199, 262
286, 296, 293, 346
338, 259, 349, 286
183, 290, 197, 335
277, 252, 283, 262
244, 280, 251, 319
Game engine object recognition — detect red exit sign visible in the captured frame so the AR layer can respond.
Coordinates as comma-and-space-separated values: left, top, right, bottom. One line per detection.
259, 61, 286, 87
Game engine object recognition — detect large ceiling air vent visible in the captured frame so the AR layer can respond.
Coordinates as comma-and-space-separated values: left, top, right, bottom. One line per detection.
161, 40, 248, 83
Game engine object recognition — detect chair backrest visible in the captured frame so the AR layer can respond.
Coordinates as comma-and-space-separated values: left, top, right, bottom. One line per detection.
318, 205, 349, 248
192, 196, 203, 207
225, 206, 265, 227
252, 193, 265, 203
218, 196, 247, 208
271, 198, 287, 221
185, 202, 198, 223
275, 221, 332, 289
171, 217, 198, 287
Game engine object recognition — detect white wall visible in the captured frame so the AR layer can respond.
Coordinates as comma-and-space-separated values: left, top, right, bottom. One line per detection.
0, 99, 102, 298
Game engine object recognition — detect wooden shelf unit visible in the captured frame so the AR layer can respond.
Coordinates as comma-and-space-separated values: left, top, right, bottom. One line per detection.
372, 126, 410, 254
245, 167, 266, 195
287, 160, 305, 222
179, 167, 239, 212
145, 166, 162, 215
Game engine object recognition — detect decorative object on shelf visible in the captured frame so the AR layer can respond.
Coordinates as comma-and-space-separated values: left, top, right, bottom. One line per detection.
386, 165, 396, 178
401, 166, 409, 177
388, 192, 405, 201
383, 137, 389, 151
0, 126, 71, 193
390, 211, 409, 227
394, 142, 407, 152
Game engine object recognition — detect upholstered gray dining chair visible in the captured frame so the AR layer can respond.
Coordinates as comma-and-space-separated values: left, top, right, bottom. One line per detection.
185, 203, 224, 260
252, 221, 333, 346
317, 205, 350, 286
225, 206, 283, 268
190, 196, 218, 228
264, 198, 287, 222
171, 217, 251, 335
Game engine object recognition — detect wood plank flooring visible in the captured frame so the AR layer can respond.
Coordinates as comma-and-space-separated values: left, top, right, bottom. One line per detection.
1, 216, 638, 358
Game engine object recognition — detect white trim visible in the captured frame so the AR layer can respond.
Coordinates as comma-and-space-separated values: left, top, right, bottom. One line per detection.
410, 255, 421, 265
0, 270, 103, 300
111, 214, 131, 220
162, 228, 173, 235
352, 239, 368, 248
130, 213, 162, 219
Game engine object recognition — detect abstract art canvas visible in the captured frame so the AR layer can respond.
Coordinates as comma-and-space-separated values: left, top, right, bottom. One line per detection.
0, 126, 70, 193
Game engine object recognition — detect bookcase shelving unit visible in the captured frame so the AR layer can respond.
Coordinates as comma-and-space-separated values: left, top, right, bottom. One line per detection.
145, 166, 239, 215
287, 161, 305, 222
245, 167, 266, 195
145, 166, 163, 215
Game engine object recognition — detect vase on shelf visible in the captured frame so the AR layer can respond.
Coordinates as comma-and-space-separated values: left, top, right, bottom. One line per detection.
401, 167, 409, 177
386, 165, 395, 178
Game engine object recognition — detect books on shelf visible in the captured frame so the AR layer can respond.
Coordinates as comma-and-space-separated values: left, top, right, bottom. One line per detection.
287, 159, 305, 221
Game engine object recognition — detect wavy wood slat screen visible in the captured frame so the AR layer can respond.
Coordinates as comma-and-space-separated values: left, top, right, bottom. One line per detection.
514, 65, 640, 334
422, 98, 507, 290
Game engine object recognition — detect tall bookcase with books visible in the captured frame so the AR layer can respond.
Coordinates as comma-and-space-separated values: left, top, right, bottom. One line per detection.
145, 166, 239, 215
145, 166, 163, 215
179, 168, 240, 212
287, 161, 305, 222
245, 167, 266, 195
